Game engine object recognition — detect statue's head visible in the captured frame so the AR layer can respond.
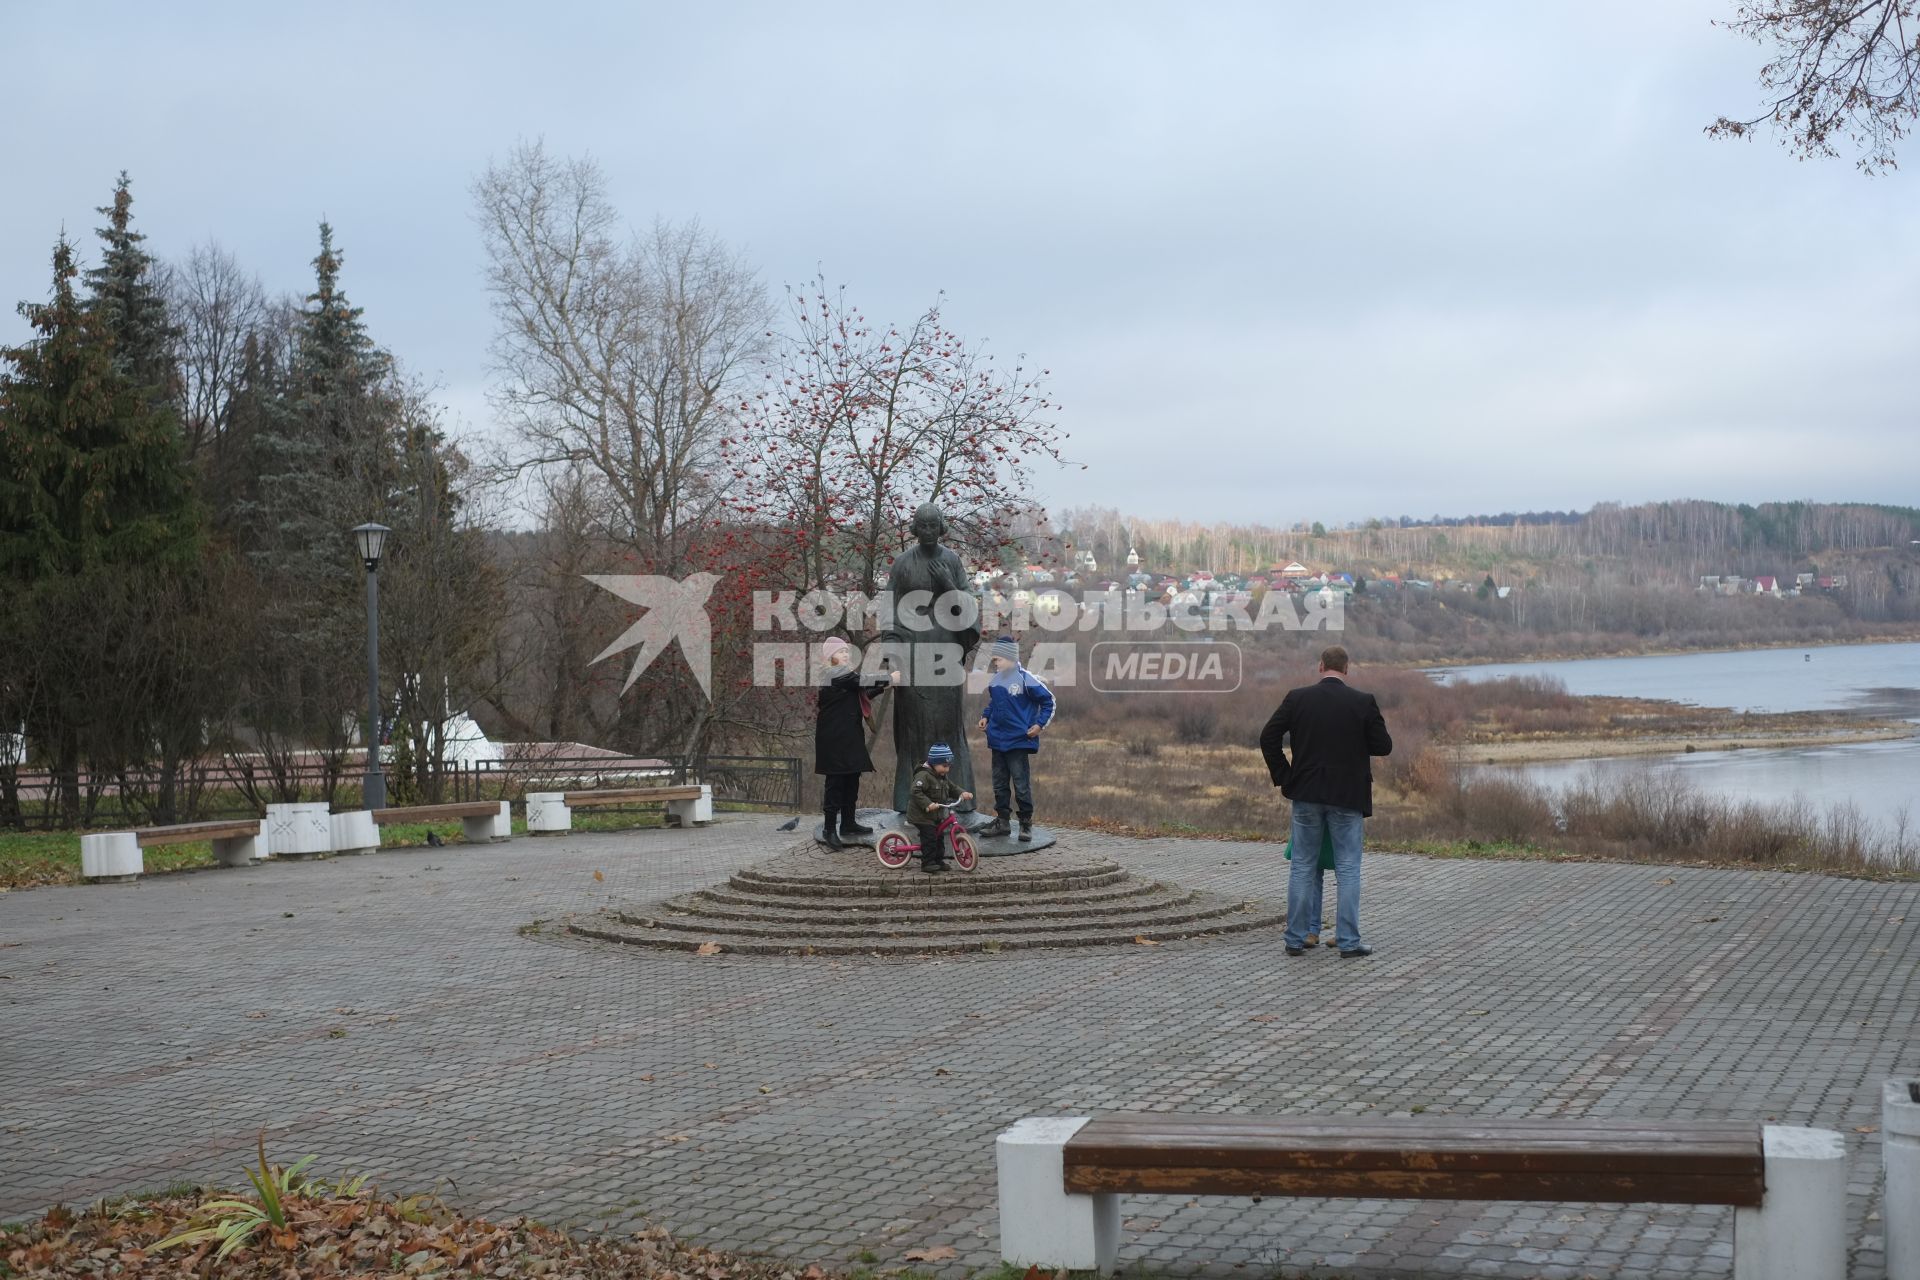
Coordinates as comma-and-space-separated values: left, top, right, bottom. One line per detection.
911, 503, 946, 549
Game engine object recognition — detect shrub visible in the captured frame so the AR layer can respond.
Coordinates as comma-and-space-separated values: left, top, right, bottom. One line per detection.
1171, 706, 1217, 745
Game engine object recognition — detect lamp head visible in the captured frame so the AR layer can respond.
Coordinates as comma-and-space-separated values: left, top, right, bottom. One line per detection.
352, 522, 391, 572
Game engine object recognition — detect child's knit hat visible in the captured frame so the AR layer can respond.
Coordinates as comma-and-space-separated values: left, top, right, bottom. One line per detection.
991, 635, 1019, 664
925, 742, 955, 765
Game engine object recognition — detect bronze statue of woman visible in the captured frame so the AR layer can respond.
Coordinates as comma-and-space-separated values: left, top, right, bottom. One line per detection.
880, 504, 981, 815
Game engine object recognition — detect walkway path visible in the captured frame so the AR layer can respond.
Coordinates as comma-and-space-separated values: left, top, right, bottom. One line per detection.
2, 818, 1912, 1278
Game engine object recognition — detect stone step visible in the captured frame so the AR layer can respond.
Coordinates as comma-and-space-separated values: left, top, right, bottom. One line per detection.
568, 903, 1289, 957
728, 863, 1129, 900
619, 894, 1242, 941
685, 876, 1174, 917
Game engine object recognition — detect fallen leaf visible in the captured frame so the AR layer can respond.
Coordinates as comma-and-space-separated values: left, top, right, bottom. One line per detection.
1466, 1010, 1490, 1016
1248, 1015, 1277, 1023
934, 1067, 951, 1076
1856, 1125, 1880, 1134
664, 1133, 690, 1142
592, 870, 604, 882
639, 1073, 655, 1082
1695, 916, 1722, 923
1654, 878, 1675, 886
1133, 935, 1160, 946
904, 1245, 958, 1262
694, 942, 722, 956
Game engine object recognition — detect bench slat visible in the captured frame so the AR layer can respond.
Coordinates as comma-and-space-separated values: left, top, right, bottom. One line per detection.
1062, 1115, 1764, 1206
560, 786, 702, 806
372, 803, 501, 824
135, 820, 261, 847
1061, 1165, 1765, 1206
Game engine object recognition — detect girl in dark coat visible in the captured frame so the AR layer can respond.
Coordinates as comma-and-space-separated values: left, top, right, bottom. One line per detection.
815, 637, 892, 849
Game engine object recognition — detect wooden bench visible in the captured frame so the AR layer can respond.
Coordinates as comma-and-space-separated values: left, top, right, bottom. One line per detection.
524, 784, 711, 834
81, 819, 264, 881
367, 800, 511, 847
997, 1113, 1847, 1280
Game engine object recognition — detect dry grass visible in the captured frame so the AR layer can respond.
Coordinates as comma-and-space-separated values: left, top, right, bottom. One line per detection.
857, 645, 1920, 877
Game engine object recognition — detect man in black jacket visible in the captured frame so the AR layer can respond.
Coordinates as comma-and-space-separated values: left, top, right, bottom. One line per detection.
1258, 646, 1393, 957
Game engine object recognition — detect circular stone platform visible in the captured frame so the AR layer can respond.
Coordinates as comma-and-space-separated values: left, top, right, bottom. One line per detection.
566, 839, 1285, 957
811, 807, 1056, 855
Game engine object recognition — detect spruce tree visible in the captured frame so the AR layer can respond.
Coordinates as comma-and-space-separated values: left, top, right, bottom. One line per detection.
0, 237, 204, 822
84, 172, 180, 411
242, 223, 402, 766
292, 222, 391, 468
0, 237, 199, 578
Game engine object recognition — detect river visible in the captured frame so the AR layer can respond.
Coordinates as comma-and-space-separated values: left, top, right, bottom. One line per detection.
1431, 642, 1920, 834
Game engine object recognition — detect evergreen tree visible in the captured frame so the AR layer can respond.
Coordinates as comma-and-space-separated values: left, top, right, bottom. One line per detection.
240, 223, 404, 777
291, 221, 391, 472
0, 237, 205, 822
0, 238, 199, 578
84, 172, 180, 410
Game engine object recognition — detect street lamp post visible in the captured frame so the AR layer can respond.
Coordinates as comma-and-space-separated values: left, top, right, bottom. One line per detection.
353, 523, 391, 810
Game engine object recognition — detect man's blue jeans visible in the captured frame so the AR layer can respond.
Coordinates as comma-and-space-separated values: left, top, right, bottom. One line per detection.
1285, 801, 1364, 951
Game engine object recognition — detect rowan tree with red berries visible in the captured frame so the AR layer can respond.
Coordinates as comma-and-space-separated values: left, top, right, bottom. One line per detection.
718, 278, 1071, 607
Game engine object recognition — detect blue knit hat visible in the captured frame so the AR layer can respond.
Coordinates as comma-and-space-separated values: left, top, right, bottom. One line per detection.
925, 742, 955, 765
991, 635, 1019, 664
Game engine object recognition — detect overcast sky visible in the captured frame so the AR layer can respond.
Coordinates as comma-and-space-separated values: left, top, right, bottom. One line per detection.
6, 2, 1915, 527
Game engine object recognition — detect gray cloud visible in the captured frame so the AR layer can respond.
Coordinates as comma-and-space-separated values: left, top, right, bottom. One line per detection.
4, 1, 1913, 525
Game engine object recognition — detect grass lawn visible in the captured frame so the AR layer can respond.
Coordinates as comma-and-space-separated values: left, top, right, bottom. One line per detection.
0, 807, 698, 891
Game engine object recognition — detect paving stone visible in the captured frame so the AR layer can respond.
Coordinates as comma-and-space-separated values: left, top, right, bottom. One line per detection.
0, 815, 1910, 1279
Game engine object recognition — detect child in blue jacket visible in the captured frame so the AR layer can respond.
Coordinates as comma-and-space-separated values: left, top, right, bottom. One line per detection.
975, 635, 1055, 841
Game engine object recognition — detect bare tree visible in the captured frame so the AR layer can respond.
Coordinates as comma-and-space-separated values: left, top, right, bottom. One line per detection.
163, 241, 268, 461
472, 141, 771, 574
1712, 0, 1920, 171
721, 279, 1069, 598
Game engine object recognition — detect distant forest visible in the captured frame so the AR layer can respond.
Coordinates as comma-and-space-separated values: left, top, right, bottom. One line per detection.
1051, 500, 1920, 662
1058, 500, 1918, 582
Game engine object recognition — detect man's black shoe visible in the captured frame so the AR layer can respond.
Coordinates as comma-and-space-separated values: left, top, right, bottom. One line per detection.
844, 818, 874, 835
1338, 945, 1374, 958
1285, 946, 1307, 957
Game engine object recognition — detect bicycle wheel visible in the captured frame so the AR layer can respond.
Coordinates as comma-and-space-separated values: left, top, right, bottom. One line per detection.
876, 832, 913, 869
950, 831, 978, 872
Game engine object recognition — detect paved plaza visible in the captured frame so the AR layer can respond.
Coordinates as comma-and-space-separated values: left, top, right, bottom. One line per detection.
1, 817, 1913, 1279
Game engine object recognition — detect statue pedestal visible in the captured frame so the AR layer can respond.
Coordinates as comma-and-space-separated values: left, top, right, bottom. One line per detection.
815, 808, 1056, 856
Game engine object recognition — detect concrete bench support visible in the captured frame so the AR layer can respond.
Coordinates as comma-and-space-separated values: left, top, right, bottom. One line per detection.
79, 832, 143, 882
665, 784, 714, 828
1888, 1080, 1920, 1280
329, 810, 379, 856
461, 800, 511, 844
1732, 1126, 1847, 1280
265, 801, 331, 859
210, 829, 263, 867
996, 1117, 1118, 1274
526, 791, 571, 834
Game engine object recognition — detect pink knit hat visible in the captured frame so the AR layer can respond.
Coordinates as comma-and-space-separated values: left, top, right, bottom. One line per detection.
820, 636, 851, 662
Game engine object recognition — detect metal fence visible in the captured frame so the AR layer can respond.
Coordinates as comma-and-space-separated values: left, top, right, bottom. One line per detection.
0, 752, 803, 831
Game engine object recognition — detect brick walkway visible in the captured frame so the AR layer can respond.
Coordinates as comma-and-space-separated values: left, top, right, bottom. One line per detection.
1, 818, 1912, 1279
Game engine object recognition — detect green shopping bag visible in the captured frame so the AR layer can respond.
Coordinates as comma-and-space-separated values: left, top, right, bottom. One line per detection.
1283, 823, 1338, 870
